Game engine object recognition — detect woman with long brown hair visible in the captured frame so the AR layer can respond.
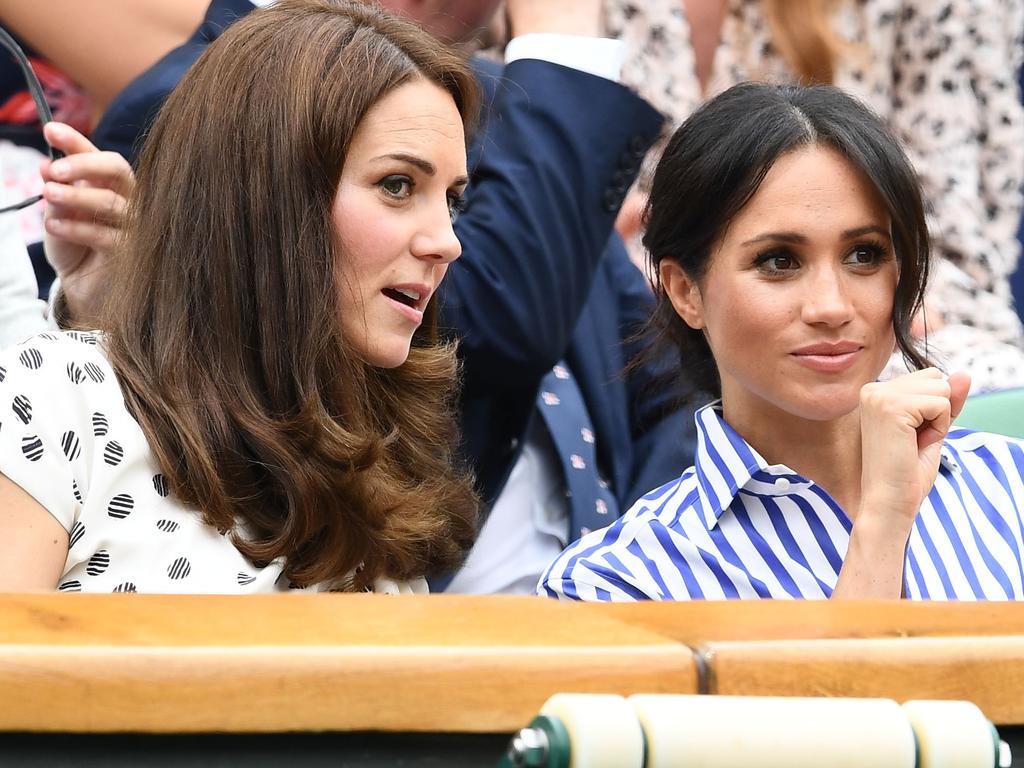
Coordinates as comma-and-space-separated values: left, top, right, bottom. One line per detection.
608, 0, 1024, 394
0, 0, 479, 593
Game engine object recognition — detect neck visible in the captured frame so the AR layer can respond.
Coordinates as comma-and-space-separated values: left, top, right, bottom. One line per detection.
721, 395, 863, 518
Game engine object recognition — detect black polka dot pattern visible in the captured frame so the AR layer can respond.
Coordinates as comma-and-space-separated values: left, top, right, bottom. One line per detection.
12, 395, 31, 425
167, 557, 192, 580
84, 362, 105, 383
61, 430, 81, 461
103, 441, 124, 466
67, 331, 98, 346
19, 349, 42, 370
21, 434, 42, 461
86, 550, 110, 576
66, 362, 86, 385
107, 493, 134, 519
68, 521, 85, 548
153, 474, 169, 497
0, 332, 324, 594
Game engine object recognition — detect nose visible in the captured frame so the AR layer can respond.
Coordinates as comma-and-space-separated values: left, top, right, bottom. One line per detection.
800, 263, 854, 327
410, 199, 462, 264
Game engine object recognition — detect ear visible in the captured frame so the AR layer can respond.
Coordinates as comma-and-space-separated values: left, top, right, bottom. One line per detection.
659, 260, 705, 330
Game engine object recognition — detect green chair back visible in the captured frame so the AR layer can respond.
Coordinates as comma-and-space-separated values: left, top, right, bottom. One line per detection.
954, 388, 1024, 438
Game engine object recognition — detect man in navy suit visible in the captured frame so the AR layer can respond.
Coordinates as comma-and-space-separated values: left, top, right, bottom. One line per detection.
85, 0, 696, 593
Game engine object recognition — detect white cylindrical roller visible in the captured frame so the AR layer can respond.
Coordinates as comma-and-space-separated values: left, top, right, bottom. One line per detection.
539, 693, 645, 768
628, 694, 917, 768
902, 700, 997, 768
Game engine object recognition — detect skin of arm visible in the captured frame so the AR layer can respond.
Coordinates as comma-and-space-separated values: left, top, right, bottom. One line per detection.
832, 368, 971, 598
0, 472, 67, 589
0, 0, 208, 116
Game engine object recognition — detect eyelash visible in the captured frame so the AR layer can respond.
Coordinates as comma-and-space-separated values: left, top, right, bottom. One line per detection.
377, 174, 467, 223
447, 191, 467, 224
378, 174, 413, 199
753, 241, 891, 276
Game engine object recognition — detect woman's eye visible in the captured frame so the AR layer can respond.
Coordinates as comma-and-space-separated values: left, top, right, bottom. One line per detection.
379, 175, 412, 198
756, 252, 797, 273
447, 192, 467, 224
845, 243, 887, 266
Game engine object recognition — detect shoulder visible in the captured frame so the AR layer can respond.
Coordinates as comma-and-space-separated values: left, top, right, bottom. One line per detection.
945, 427, 1024, 455
0, 331, 121, 532
0, 330, 123, 471
1, 330, 111, 387
941, 428, 1024, 486
539, 469, 700, 601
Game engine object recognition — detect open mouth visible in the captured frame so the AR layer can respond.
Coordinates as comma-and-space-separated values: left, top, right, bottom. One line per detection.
382, 287, 423, 309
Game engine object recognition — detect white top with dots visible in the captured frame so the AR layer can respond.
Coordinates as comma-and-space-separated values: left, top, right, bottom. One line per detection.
0, 331, 426, 595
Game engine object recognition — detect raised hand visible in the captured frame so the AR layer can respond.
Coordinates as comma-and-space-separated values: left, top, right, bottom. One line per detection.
859, 368, 971, 524
40, 122, 134, 325
834, 368, 971, 598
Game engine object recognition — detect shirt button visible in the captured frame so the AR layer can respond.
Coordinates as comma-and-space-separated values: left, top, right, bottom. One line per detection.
775, 478, 791, 492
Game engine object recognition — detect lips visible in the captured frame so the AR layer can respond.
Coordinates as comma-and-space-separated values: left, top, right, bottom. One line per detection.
790, 340, 864, 373
381, 282, 431, 324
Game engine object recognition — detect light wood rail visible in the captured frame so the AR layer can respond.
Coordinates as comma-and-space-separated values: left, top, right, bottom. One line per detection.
590, 600, 1024, 642
703, 635, 1024, 725
590, 601, 1024, 724
0, 593, 695, 733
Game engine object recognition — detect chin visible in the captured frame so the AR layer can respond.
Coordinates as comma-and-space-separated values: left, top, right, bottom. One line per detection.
359, 338, 413, 369
784, 387, 862, 422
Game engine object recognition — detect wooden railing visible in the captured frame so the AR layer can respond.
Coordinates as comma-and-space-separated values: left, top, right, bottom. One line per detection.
1, 594, 1022, 733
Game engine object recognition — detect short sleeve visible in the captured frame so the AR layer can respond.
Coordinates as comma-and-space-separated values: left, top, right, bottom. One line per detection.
0, 332, 108, 532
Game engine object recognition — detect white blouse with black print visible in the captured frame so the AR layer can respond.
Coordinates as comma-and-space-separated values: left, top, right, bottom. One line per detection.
0, 331, 426, 594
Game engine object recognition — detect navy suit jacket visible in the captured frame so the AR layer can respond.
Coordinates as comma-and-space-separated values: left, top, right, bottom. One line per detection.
451, 57, 694, 519
92, 1, 696, 580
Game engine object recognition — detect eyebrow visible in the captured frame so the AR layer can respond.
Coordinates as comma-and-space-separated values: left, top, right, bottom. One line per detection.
741, 225, 891, 247
371, 152, 469, 187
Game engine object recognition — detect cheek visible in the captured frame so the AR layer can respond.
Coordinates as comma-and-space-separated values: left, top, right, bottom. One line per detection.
332, 193, 399, 293
702, 280, 793, 351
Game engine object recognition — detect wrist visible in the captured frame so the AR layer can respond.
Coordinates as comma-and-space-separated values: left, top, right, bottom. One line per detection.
847, 517, 911, 559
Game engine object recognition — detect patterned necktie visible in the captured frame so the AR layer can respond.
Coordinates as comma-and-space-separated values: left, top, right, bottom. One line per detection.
537, 361, 619, 541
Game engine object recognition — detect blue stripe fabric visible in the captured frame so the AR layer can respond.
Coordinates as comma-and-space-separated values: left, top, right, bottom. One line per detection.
538, 403, 1024, 601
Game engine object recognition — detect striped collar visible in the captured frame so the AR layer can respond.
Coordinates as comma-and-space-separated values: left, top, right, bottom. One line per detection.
692, 401, 961, 530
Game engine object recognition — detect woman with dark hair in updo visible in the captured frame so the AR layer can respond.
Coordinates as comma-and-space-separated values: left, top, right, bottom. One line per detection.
542, 82, 1024, 602
0, 0, 479, 593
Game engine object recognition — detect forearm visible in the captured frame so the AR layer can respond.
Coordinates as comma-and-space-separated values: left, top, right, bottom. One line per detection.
832, 515, 911, 599
0, 0, 207, 111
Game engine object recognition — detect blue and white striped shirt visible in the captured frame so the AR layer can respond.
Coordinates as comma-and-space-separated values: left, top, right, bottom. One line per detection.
539, 404, 1024, 601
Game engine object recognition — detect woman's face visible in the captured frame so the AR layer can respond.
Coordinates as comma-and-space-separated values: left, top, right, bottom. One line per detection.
662, 144, 898, 424
333, 78, 468, 368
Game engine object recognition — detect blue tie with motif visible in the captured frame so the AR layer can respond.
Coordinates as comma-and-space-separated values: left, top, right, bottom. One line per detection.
537, 361, 619, 541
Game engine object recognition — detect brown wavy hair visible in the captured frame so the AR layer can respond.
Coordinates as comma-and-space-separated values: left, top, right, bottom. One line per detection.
100, 0, 481, 589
